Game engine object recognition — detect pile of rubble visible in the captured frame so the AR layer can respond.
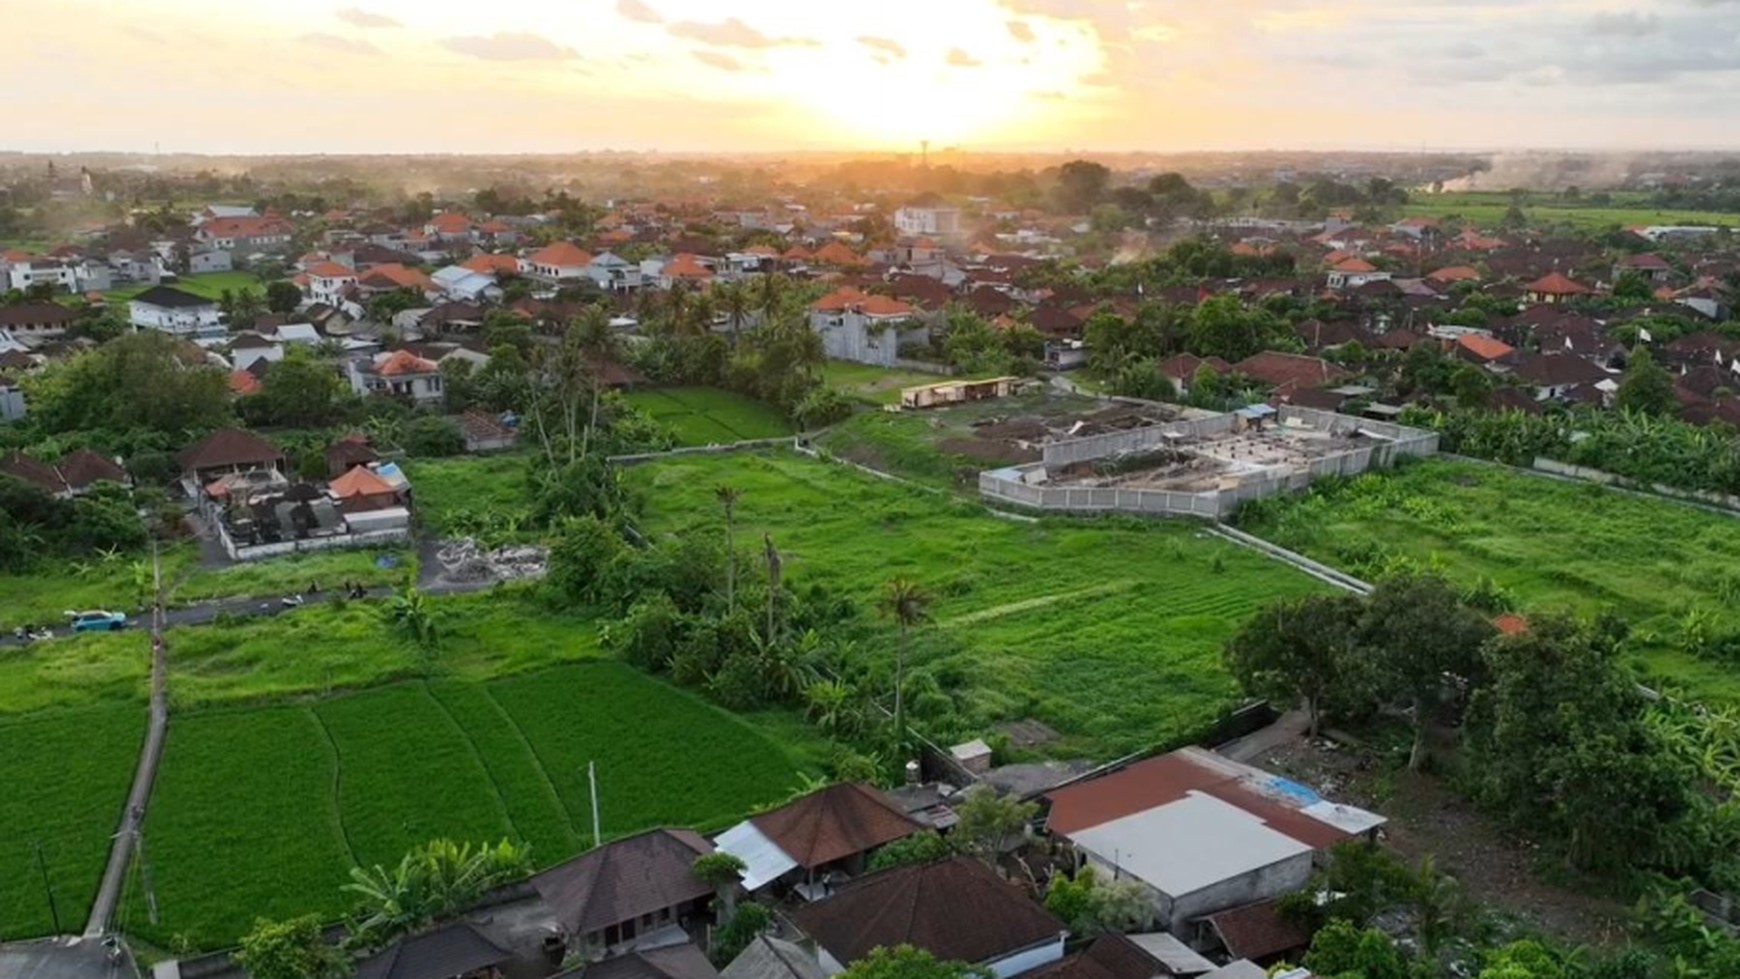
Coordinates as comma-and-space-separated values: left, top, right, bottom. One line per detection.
435, 538, 548, 584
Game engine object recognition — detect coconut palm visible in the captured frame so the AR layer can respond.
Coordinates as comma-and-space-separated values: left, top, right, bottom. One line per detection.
755, 273, 787, 324
877, 579, 932, 743
715, 484, 742, 611
716, 280, 753, 346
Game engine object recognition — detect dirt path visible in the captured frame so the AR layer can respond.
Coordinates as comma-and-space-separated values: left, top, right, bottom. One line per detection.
1255, 737, 1630, 948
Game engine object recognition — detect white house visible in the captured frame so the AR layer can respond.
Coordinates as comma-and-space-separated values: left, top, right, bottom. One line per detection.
809, 287, 922, 367
229, 332, 284, 369
586, 251, 643, 291
348, 349, 445, 405
129, 285, 224, 339
1325, 258, 1391, 290
520, 241, 593, 287
430, 265, 502, 302
306, 262, 359, 305
190, 249, 234, 274
7, 260, 78, 293
894, 206, 963, 239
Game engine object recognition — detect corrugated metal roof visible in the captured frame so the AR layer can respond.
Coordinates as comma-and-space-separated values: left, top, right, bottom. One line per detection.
715, 820, 797, 892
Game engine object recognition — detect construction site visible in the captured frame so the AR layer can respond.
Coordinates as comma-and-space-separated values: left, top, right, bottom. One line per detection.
979, 405, 1438, 519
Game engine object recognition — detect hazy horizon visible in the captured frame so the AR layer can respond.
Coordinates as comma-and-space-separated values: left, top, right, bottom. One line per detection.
6, 0, 1740, 156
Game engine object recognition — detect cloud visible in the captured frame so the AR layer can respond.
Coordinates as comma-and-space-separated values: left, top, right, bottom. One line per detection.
1589, 11, 1660, 35
667, 18, 817, 49
1007, 20, 1036, 43
946, 47, 982, 67
856, 36, 907, 60
692, 50, 745, 71
441, 33, 577, 61
121, 25, 165, 43
335, 7, 400, 29
298, 33, 380, 55
616, 0, 663, 24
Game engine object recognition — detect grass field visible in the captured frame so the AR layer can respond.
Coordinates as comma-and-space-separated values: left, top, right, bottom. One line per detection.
625, 387, 793, 445
1237, 458, 1740, 703
816, 390, 1101, 492
0, 545, 412, 633
101, 271, 264, 304
626, 450, 1327, 756
820, 361, 952, 406
0, 707, 144, 940
126, 663, 811, 950
1401, 191, 1738, 231
403, 453, 533, 537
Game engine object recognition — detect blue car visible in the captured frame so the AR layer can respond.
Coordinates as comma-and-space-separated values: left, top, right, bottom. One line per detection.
67, 610, 128, 633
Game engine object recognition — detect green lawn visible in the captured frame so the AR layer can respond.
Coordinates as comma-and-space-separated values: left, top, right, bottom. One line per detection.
102, 271, 264, 304
815, 390, 1101, 492
1401, 191, 1738, 232
820, 361, 953, 406
0, 706, 144, 940
626, 450, 1328, 757
626, 387, 793, 445
1237, 458, 1740, 703
126, 663, 810, 950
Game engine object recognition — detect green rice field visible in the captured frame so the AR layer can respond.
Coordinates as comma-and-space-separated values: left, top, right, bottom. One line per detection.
125, 663, 810, 950
1237, 458, 1740, 703
1401, 190, 1738, 232
0, 706, 144, 940
625, 387, 793, 445
626, 450, 1327, 756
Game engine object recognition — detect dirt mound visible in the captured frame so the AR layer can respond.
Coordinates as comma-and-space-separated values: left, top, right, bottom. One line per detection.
972, 417, 1050, 441
939, 438, 1040, 464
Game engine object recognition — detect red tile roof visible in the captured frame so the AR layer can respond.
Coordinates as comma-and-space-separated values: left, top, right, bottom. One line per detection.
328, 465, 395, 498
1331, 257, 1377, 273
811, 287, 915, 318
663, 253, 713, 280
1526, 271, 1592, 296
1456, 334, 1515, 362
461, 253, 521, 275
528, 241, 593, 268
429, 213, 474, 234
374, 349, 441, 377
811, 241, 869, 267
228, 370, 262, 396
1204, 899, 1313, 961
1231, 351, 1352, 390
359, 263, 436, 292
308, 261, 357, 279
1427, 265, 1480, 283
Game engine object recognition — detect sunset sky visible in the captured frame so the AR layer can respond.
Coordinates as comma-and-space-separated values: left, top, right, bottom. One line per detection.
5, 0, 1739, 154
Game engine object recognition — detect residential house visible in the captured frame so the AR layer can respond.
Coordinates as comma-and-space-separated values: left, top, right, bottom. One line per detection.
575, 944, 721, 979
1425, 266, 1480, 286
1453, 333, 1517, 368
522, 241, 595, 287
328, 465, 403, 514
1510, 351, 1611, 401
196, 215, 294, 253
1018, 935, 1181, 979
6, 259, 78, 293
458, 409, 518, 452
1196, 899, 1313, 966
307, 262, 360, 305
715, 781, 923, 894
808, 288, 922, 368
425, 212, 475, 242
1325, 258, 1390, 291
895, 207, 963, 239
1, 451, 72, 496
658, 253, 715, 290
325, 434, 380, 478
461, 253, 523, 277
0, 372, 25, 421
177, 428, 286, 487
129, 285, 223, 338
431, 265, 503, 303
721, 935, 829, 979
0, 302, 77, 339
189, 248, 234, 274
792, 857, 1066, 979
1523, 271, 1593, 305
530, 827, 716, 955
1231, 352, 1353, 400
1042, 746, 1385, 934
587, 251, 644, 292
350, 349, 446, 405
229, 332, 282, 370
356, 263, 439, 299
355, 921, 513, 979
1615, 253, 1673, 284
1158, 353, 1232, 398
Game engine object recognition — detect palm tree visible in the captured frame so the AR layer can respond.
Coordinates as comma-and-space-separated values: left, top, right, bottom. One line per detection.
878, 579, 932, 744
755, 273, 786, 324
715, 484, 742, 611
716, 280, 752, 346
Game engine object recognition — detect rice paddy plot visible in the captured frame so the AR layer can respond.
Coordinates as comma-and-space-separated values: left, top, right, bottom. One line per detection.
626, 387, 794, 446
626, 450, 1328, 757
0, 706, 143, 941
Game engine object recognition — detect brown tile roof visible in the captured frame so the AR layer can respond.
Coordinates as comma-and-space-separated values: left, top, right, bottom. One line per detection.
792, 857, 1062, 968
1158, 353, 1231, 380
359, 263, 437, 292
57, 448, 128, 490
1231, 351, 1352, 391
1511, 351, 1609, 388
176, 428, 285, 473
1204, 899, 1312, 961
357, 921, 511, 979
326, 439, 379, 470
752, 782, 922, 870
1044, 749, 1349, 850
578, 945, 721, 979
0, 302, 78, 328
1455, 334, 1514, 362
1426, 265, 1480, 283
1, 450, 67, 495
531, 828, 713, 936
1016, 936, 1155, 979
458, 409, 513, 441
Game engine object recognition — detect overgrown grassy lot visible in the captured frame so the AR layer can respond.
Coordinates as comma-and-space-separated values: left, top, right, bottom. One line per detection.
101, 271, 263, 304
1400, 191, 1738, 231
819, 361, 952, 406
625, 387, 794, 445
403, 453, 535, 537
1236, 458, 1740, 703
0, 707, 144, 941
126, 663, 809, 950
815, 389, 1101, 492
626, 450, 1327, 757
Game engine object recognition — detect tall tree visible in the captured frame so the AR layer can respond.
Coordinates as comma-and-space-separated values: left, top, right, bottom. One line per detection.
1055, 160, 1111, 213
1224, 593, 1365, 737
234, 915, 350, 979
878, 578, 932, 743
1359, 574, 1495, 771
1616, 346, 1676, 416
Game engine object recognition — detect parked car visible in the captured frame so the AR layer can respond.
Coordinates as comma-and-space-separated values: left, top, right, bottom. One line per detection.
66, 610, 127, 633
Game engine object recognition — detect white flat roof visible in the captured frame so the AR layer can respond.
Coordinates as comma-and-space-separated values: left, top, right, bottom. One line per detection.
1068, 791, 1311, 897
715, 820, 797, 891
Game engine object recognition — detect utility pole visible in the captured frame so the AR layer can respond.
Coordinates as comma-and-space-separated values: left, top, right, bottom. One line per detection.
587, 762, 601, 849
34, 842, 61, 934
